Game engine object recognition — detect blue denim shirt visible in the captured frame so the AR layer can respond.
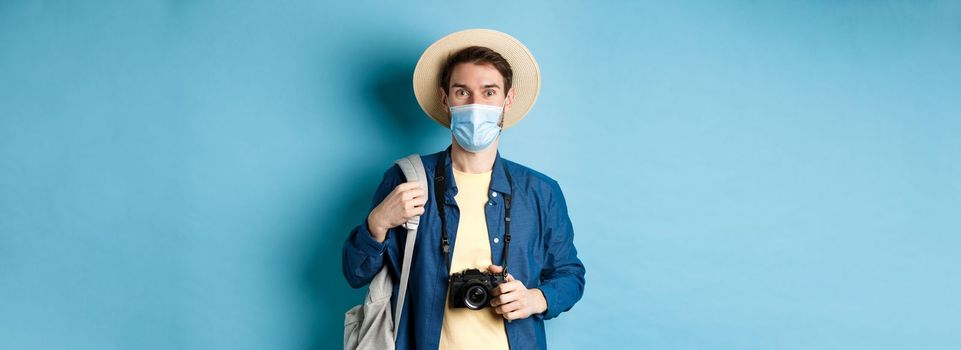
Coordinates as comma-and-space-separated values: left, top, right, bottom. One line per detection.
342, 147, 586, 349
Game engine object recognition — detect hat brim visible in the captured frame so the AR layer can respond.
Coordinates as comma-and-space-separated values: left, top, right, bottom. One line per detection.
413, 29, 540, 130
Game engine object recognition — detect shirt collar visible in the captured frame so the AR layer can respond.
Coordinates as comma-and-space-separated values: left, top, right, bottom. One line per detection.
441, 145, 512, 196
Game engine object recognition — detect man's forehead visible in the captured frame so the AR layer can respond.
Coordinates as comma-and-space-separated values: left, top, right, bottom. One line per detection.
449, 63, 505, 88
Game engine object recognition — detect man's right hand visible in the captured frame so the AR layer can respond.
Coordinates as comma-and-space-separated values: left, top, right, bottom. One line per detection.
366, 182, 427, 242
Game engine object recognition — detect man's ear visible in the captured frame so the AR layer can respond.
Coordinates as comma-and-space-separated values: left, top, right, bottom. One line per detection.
498, 87, 515, 128
439, 87, 449, 109
504, 87, 516, 113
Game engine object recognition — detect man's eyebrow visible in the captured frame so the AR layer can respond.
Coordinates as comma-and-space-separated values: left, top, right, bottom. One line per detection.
450, 83, 502, 89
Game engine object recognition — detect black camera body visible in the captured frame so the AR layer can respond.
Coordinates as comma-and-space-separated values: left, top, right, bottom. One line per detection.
448, 268, 506, 310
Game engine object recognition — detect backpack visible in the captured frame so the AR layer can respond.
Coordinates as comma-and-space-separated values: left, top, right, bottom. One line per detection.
344, 154, 428, 350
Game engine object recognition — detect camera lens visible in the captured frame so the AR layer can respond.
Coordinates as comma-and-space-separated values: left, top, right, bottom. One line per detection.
464, 285, 489, 310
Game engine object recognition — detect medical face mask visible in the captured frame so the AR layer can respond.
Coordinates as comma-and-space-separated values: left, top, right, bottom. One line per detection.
449, 102, 505, 153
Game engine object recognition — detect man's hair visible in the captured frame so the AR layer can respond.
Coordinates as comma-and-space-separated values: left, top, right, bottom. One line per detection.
440, 46, 513, 95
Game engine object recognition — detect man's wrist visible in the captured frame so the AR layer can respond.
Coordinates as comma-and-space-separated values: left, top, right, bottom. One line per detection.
531, 288, 548, 315
366, 214, 388, 242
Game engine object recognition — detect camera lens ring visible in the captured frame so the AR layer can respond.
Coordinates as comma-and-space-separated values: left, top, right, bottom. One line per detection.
463, 284, 489, 310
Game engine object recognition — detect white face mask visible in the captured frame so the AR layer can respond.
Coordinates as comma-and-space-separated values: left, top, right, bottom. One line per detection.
449, 102, 505, 152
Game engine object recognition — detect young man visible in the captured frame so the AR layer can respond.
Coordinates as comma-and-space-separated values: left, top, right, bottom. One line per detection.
342, 29, 585, 350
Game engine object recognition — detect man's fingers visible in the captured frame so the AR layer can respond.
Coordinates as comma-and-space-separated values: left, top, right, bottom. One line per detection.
405, 206, 425, 217
412, 207, 425, 216
486, 265, 513, 282
403, 196, 427, 209
497, 280, 522, 295
379, 182, 427, 228
485, 274, 531, 320
400, 188, 426, 201
494, 299, 523, 315
491, 280, 521, 300
410, 196, 427, 207
395, 182, 422, 192
491, 289, 521, 308
504, 309, 526, 321
490, 293, 506, 307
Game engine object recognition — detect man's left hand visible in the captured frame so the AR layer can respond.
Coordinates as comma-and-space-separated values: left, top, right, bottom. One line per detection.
487, 264, 547, 321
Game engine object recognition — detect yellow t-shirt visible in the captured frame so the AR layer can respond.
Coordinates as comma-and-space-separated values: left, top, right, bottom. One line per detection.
438, 168, 509, 350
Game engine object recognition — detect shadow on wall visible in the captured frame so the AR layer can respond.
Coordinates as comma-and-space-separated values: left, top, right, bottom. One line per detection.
296, 30, 436, 350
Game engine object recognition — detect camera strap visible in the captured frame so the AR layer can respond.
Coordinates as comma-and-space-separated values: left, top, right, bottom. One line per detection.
433, 155, 513, 276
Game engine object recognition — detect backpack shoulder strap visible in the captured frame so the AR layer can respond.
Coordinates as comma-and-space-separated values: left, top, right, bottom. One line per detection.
391, 154, 427, 341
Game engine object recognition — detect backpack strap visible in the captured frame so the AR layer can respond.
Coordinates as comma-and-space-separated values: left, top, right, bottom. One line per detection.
392, 154, 428, 342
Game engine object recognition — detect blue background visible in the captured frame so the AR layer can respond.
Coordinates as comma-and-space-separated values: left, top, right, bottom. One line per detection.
2, 1, 959, 349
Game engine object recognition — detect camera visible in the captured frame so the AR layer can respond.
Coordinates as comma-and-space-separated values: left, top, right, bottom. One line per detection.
448, 268, 506, 310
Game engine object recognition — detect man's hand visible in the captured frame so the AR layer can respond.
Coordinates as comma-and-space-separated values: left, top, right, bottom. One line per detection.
366, 182, 426, 242
488, 264, 547, 321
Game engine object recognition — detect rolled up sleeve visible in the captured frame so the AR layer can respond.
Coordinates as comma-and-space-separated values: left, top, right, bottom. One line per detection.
342, 164, 403, 289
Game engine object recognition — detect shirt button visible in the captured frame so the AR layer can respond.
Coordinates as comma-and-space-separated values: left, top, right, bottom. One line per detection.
493, 237, 500, 244
491, 192, 498, 197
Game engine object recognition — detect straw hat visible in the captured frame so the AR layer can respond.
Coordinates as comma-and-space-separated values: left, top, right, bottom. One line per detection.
412, 29, 540, 129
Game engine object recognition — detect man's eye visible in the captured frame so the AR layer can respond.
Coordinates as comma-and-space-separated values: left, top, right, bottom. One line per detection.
485, 90, 496, 96
456, 90, 468, 96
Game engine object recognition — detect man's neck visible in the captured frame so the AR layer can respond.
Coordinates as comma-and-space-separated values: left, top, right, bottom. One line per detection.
450, 138, 498, 174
